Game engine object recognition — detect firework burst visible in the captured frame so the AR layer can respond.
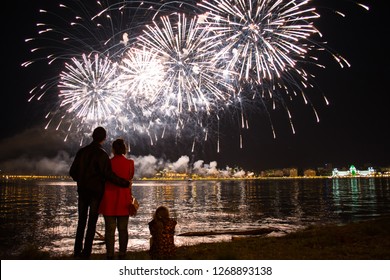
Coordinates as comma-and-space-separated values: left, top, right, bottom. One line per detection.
22, 0, 369, 151
195, 0, 353, 137
133, 12, 238, 148
137, 13, 235, 113
22, 1, 169, 143
55, 52, 129, 142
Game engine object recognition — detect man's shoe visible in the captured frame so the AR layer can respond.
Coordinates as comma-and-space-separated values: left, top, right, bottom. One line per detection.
80, 250, 91, 260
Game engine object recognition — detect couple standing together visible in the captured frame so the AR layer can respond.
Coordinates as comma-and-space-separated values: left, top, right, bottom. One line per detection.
69, 127, 134, 259
69, 126, 177, 260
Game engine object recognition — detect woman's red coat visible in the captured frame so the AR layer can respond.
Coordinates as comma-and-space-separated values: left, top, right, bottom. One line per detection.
99, 155, 134, 216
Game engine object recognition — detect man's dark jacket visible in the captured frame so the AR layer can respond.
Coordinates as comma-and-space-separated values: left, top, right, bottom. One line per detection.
69, 141, 129, 198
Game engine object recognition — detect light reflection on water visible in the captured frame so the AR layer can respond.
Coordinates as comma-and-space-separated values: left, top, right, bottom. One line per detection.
1, 177, 389, 258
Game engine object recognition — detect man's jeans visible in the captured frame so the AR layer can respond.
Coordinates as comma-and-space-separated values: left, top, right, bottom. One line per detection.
74, 194, 101, 258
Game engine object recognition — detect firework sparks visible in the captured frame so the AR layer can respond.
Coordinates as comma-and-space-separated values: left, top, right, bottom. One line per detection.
133, 12, 238, 147
194, 0, 357, 138
58, 52, 124, 123
22, 0, 368, 151
118, 46, 165, 107
137, 13, 235, 114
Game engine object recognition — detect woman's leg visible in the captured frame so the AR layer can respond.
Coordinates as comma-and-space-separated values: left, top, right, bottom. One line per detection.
104, 216, 117, 259
117, 216, 129, 258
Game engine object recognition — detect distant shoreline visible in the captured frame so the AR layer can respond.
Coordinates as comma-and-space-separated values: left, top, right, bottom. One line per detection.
1, 174, 389, 183
0, 175, 390, 185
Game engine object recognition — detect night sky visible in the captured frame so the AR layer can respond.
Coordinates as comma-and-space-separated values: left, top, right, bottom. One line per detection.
0, 0, 388, 175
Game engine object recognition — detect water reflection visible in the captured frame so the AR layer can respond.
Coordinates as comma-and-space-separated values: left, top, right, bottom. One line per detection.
1, 178, 390, 258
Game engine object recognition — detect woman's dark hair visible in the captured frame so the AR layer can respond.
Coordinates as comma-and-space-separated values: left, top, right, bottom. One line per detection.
112, 138, 127, 155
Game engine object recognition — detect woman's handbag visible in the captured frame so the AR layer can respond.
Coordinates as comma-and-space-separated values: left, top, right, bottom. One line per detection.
129, 197, 139, 216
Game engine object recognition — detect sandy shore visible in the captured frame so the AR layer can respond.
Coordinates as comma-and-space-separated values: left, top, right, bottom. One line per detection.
7, 215, 389, 260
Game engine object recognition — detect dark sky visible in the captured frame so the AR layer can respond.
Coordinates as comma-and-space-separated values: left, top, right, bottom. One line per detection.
1, 0, 388, 174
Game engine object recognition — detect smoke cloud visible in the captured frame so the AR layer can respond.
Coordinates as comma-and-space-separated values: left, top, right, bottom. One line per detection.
0, 151, 71, 175
1, 151, 249, 178
0, 127, 250, 177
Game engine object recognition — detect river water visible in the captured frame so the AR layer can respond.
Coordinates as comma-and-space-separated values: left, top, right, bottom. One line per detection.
1, 177, 389, 258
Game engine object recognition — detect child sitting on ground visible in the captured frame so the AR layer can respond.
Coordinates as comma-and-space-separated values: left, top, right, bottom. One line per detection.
148, 206, 177, 259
